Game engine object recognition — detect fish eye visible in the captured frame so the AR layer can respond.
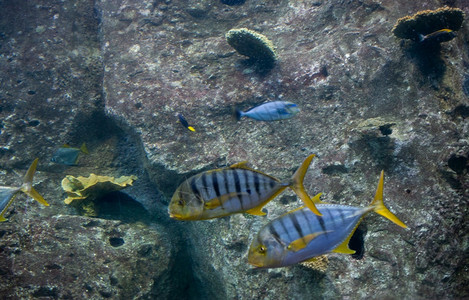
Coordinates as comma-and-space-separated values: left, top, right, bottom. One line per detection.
178, 200, 185, 206
258, 245, 266, 254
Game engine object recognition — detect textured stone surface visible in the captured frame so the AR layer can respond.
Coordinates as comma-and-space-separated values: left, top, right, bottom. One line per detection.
0, 215, 173, 299
0, 0, 468, 299
99, 0, 469, 298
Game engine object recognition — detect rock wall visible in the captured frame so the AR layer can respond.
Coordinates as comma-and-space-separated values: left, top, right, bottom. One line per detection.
0, 0, 468, 298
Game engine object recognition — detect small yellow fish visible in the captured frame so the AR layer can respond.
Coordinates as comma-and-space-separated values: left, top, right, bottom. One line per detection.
0, 158, 49, 222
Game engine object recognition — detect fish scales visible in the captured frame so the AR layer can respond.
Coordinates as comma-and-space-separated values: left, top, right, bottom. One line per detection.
169, 154, 321, 220
284, 206, 362, 256
185, 168, 280, 217
252, 205, 366, 267
248, 170, 407, 268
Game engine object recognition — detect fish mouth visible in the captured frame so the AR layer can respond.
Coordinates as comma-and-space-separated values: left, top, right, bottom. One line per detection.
247, 255, 264, 268
169, 213, 181, 219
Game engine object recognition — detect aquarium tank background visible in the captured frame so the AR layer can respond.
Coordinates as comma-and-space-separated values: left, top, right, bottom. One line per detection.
0, 0, 468, 299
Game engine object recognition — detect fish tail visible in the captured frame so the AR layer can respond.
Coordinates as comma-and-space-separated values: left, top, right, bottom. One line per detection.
234, 107, 243, 121
80, 143, 89, 154
369, 170, 407, 228
289, 154, 322, 216
21, 158, 49, 207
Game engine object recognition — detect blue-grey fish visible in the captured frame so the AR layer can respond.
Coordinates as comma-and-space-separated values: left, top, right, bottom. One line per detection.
168, 154, 321, 220
0, 158, 49, 222
51, 143, 89, 166
236, 101, 300, 121
248, 171, 407, 268
418, 29, 456, 44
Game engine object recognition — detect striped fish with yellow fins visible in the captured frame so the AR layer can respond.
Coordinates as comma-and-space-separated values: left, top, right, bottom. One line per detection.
0, 158, 49, 222
248, 171, 407, 268
168, 154, 321, 220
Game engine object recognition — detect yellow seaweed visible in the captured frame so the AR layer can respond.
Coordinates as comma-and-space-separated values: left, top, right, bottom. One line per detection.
62, 174, 137, 217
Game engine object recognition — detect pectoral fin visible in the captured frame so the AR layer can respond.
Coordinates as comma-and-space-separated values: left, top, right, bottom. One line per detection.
287, 232, 326, 252
204, 192, 247, 210
246, 206, 266, 216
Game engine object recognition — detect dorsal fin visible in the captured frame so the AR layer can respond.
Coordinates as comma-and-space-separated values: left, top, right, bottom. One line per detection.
229, 161, 250, 169
229, 162, 280, 182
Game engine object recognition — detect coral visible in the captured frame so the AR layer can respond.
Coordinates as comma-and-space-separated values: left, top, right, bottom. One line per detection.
225, 28, 277, 67
299, 255, 329, 272
392, 7, 465, 41
62, 174, 137, 216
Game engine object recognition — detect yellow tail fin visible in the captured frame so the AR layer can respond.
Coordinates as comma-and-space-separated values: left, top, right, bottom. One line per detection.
80, 143, 89, 155
21, 158, 49, 206
290, 154, 322, 216
370, 170, 407, 228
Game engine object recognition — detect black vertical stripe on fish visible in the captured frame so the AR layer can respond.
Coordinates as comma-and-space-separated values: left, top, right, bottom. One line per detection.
279, 214, 295, 241
271, 219, 287, 242
326, 209, 336, 226
233, 169, 241, 194
211, 172, 221, 198
232, 169, 245, 210
338, 207, 346, 223
289, 212, 305, 239
253, 171, 261, 196
269, 180, 276, 189
190, 177, 202, 201
301, 209, 315, 234
315, 212, 327, 233
222, 169, 231, 194
268, 222, 283, 245
242, 169, 251, 194
222, 169, 233, 199
201, 172, 211, 200
178, 188, 185, 203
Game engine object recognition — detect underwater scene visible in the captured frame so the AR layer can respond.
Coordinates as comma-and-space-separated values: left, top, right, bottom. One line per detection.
0, 0, 468, 299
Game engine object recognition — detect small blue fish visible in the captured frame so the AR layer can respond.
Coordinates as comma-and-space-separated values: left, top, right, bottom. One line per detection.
418, 29, 456, 44
248, 171, 407, 268
51, 143, 89, 166
235, 101, 300, 121
0, 158, 49, 222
